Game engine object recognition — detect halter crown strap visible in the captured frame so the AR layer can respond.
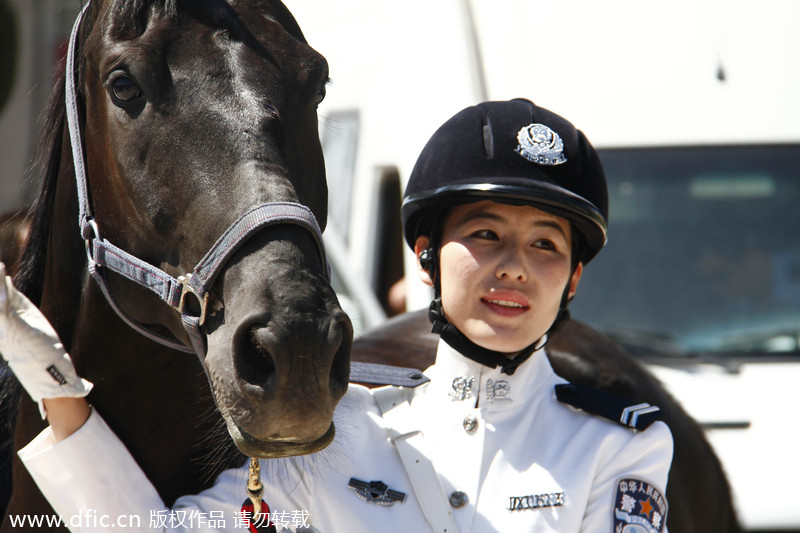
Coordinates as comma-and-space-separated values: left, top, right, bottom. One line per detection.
64, 2, 329, 358
65, 1, 93, 240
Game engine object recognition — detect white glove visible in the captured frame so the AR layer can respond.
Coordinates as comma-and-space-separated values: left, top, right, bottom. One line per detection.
0, 262, 93, 418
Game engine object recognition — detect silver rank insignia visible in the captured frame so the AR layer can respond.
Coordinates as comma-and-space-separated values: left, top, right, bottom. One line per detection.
348, 478, 406, 506
449, 376, 475, 401
515, 123, 567, 166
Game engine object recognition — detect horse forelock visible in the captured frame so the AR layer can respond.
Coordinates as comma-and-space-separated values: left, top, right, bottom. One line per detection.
101, 0, 175, 39
103, 0, 308, 44
264, 0, 309, 44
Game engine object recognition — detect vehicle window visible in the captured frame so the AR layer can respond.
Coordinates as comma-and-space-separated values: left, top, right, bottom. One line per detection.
571, 145, 800, 355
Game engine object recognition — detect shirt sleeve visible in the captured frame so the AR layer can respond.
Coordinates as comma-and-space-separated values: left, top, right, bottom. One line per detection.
18, 409, 318, 533
579, 420, 674, 533
18, 408, 167, 532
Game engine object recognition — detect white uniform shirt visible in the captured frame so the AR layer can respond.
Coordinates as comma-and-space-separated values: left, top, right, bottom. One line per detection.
19, 340, 673, 532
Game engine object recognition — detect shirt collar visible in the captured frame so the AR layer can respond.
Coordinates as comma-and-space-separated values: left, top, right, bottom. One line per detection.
424, 338, 555, 411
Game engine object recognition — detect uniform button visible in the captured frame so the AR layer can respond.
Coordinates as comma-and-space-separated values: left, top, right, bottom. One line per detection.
449, 490, 469, 508
462, 415, 478, 433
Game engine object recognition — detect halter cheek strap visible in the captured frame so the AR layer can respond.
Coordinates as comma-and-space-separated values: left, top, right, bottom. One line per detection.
65, 2, 329, 358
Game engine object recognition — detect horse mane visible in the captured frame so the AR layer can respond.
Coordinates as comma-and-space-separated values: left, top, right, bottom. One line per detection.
0, 54, 70, 514
13, 65, 67, 305
0, 52, 74, 498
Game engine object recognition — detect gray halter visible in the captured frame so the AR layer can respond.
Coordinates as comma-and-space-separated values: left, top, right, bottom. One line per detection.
65, 2, 329, 359
66, 2, 426, 388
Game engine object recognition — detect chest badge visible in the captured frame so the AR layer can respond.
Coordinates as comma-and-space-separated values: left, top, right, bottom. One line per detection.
507, 492, 565, 511
348, 478, 406, 506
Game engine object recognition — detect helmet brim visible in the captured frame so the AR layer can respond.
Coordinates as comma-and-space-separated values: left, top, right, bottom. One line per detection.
402, 182, 608, 264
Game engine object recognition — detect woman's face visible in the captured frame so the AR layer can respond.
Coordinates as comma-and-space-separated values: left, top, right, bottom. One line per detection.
417, 200, 582, 354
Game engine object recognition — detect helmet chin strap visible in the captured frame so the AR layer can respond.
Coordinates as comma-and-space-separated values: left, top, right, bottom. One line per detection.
426, 262, 575, 376
428, 298, 544, 375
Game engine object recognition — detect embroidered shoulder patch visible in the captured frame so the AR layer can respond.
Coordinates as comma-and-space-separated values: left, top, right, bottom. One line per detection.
613, 478, 668, 533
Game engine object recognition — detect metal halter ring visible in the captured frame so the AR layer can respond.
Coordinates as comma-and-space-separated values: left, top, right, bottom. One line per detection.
84, 219, 101, 264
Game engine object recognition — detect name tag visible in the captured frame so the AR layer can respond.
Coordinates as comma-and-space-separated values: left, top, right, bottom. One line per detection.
507, 492, 565, 511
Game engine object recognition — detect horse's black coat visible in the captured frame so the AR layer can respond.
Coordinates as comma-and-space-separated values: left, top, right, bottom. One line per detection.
0, 2, 742, 532
1, 1, 351, 530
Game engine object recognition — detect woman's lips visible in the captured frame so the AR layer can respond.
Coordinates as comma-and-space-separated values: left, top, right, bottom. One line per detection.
481, 291, 530, 317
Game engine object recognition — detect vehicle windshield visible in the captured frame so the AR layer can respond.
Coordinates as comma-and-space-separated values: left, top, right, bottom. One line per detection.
571, 145, 800, 355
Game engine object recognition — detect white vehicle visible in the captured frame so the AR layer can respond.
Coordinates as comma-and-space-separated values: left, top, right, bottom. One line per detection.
286, 0, 800, 530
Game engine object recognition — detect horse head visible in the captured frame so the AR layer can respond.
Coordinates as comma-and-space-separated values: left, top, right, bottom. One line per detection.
62, 0, 352, 458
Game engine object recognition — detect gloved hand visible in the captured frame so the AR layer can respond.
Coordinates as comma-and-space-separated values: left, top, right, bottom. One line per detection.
0, 262, 92, 418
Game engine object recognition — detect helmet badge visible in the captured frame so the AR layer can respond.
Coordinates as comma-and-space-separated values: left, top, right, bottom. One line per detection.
515, 123, 567, 166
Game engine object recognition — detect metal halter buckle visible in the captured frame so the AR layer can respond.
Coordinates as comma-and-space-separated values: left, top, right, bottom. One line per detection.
177, 274, 209, 326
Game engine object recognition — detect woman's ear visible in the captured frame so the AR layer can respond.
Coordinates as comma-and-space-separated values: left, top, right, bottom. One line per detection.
568, 262, 583, 300
414, 236, 434, 287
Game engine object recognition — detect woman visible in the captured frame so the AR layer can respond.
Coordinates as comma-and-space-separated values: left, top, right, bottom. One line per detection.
2, 99, 672, 532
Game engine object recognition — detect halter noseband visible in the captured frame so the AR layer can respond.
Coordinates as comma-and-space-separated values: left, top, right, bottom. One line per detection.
65, 2, 329, 359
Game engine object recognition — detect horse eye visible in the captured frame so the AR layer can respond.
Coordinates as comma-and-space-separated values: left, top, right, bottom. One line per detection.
110, 75, 143, 104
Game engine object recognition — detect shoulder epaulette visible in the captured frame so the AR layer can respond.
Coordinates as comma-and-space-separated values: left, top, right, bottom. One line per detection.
350, 361, 430, 388
555, 383, 662, 431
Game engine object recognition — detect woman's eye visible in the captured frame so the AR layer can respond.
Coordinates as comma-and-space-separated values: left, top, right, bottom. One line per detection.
472, 230, 498, 240
534, 239, 556, 251
110, 75, 143, 104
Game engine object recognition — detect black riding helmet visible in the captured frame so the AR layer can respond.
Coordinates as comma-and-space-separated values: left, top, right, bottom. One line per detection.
403, 98, 608, 264
401, 99, 609, 374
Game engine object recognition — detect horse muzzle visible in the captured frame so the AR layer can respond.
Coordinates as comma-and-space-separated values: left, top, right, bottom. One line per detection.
203, 240, 353, 457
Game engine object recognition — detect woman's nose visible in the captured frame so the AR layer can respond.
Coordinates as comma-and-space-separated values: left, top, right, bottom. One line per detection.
495, 246, 527, 282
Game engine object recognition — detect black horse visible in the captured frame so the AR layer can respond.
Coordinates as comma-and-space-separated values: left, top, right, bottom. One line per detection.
351, 310, 743, 533
2, 0, 352, 529
0, 2, 742, 532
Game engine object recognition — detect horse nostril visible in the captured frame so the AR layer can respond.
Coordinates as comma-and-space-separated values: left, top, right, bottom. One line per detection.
233, 325, 277, 396
232, 311, 352, 401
